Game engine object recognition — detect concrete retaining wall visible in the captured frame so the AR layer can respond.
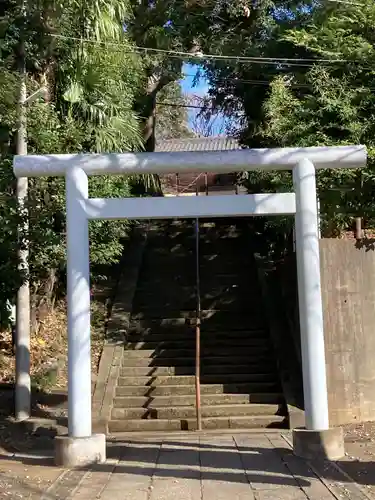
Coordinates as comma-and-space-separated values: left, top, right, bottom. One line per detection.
280, 238, 375, 426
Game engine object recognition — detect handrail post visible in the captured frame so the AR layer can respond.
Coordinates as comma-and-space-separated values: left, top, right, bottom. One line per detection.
195, 185, 202, 431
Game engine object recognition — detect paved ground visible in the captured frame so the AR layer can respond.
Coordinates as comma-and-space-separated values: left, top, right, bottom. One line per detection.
0, 432, 371, 499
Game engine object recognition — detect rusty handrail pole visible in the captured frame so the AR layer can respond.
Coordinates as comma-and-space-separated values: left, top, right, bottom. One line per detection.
195, 184, 202, 431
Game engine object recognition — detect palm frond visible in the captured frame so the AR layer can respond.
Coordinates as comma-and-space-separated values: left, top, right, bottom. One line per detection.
91, 113, 142, 152
63, 81, 84, 104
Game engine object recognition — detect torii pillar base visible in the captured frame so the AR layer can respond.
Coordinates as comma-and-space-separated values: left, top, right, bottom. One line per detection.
293, 427, 345, 461
54, 434, 106, 468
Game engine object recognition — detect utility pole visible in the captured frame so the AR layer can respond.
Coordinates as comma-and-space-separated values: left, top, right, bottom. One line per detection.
15, 0, 47, 421
15, 32, 31, 420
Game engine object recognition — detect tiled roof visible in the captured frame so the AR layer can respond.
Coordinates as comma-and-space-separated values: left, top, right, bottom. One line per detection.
155, 137, 243, 195
155, 136, 241, 153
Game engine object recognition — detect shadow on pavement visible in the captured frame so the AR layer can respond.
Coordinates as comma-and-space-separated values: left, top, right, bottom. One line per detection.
4, 438, 310, 487
1, 435, 374, 495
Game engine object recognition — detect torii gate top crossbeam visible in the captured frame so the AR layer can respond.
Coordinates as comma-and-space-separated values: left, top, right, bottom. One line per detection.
13, 145, 366, 177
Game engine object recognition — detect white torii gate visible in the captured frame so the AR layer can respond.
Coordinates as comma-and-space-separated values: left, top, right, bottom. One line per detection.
14, 145, 366, 467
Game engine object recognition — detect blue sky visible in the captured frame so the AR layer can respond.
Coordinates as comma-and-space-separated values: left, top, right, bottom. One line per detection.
180, 63, 209, 97
179, 63, 228, 135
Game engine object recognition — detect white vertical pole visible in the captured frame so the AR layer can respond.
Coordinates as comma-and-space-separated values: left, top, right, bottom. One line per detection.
66, 166, 92, 438
293, 159, 329, 431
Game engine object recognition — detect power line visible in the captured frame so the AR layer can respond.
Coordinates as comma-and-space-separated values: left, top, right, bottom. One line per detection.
183, 74, 311, 87
156, 101, 236, 113
327, 0, 365, 5
181, 75, 375, 91
49, 33, 363, 67
157, 102, 210, 109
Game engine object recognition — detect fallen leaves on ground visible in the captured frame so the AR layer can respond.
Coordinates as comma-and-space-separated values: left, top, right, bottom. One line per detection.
0, 280, 114, 455
0, 283, 111, 391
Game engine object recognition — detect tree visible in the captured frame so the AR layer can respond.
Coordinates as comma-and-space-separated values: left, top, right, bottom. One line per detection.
128, 0, 254, 150
257, 0, 375, 234
56, 1, 143, 153
194, 0, 314, 145
0, 0, 144, 323
155, 82, 193, 140
195, 0, 375, 235
187, 94, 228, 137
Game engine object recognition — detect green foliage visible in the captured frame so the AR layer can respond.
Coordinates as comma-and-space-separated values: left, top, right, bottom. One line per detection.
0, 69, 22, 325
2, 0, 244, 327
0, 157, 21, 326
156, 82, 193, 140
57, 3, 143, 153
255, 0, 375, 235
0, 0, 144, 325
128, 0, 256, 147
4, 0, 375, 327
202, 0, 375, 237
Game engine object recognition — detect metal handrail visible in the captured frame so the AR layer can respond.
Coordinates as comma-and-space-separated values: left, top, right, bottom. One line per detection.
195, 212, 202, 431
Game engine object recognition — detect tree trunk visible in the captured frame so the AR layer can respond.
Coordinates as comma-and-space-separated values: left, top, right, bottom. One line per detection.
142, 92, 157, 152
139, 73, 174, 152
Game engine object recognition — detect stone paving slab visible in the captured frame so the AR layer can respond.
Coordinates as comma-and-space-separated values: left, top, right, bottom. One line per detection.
0, 432, 370, 499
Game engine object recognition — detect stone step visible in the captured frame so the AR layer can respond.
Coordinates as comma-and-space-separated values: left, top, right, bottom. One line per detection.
133, 286, 262, 302
131, 310, 264, 319
117, 374, 277, 387
121, 348, 273, 359
121, 355, 274, 368
113, 392, 284, 408
131, 301, 264, 314
108, 415, 286, 433
129, 318, 189, 329
120, 364, 276, 377
133, 286, 260, 297
142, 247, 193, 255
137, 275, 257, 287
123, 338, 270, 351
122, 348, 272, 360
139, 268, 257, 278
130, 312, 266, 329
111, 403, 283, 420
139, 263, 253, 275
141, 256, 251, 268
115, 383, 281, 397
135, 282, 259, 295
126, 329, 267, 342
144, 245, 248, 254
134, 286, 260, 297
135, 280, 259, 291
148, 229, 246, 239
138, 282, 253, 291
146, 233, 246, 244
128, 318, 266, 332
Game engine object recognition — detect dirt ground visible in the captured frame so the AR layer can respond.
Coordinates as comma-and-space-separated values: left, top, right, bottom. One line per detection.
338, 421, 375, 496
0, 274, 117, 457
0, 455, 63, 500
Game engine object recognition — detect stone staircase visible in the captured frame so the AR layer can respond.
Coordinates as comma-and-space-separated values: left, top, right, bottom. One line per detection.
108, 219, 288, 432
